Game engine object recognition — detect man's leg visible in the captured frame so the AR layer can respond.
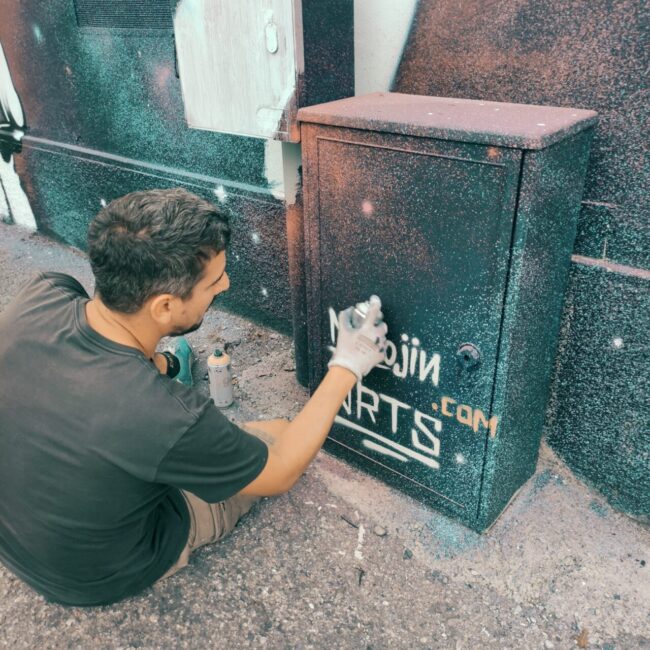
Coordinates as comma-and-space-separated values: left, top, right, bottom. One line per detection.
158, 419, 290, 582
157, 489, 259, 581
183, 490, 260, 547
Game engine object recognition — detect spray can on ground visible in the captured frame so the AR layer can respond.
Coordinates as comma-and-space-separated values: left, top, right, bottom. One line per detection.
207, 348, 233, 407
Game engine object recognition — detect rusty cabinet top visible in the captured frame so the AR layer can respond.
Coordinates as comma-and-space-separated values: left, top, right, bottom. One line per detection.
297, 92, 598, 149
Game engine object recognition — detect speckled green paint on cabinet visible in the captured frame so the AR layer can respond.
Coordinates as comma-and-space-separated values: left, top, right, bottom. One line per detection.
390, 0, 648, 522
477, 130, 596, 529
299, 94, 596, 531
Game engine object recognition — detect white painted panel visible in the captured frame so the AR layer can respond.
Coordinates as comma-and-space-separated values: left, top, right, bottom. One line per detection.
354, 0, 419, 95
0, 42, 36, 230
174, 0, 302, 140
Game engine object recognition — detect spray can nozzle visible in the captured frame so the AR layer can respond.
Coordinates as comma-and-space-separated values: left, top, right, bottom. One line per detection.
349, 298, 382, 329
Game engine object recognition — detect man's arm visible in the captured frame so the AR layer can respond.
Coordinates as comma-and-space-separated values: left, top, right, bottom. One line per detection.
241, 418, 291, 446
240, 296, 387, 497
239, 366, 357, 496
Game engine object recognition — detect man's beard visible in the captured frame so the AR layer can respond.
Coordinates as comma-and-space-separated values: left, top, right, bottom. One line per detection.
170, 318, 203, 336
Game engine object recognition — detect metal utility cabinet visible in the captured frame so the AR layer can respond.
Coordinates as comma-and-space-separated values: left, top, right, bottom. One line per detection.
297, 93, 597, 532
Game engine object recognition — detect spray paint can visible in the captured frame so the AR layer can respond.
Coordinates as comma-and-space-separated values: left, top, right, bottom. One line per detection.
207, 348, 233, 407
350, 300, 370, 329
350, 298, 384, 329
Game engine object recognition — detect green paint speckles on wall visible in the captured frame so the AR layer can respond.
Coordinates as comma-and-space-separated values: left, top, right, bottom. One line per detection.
2, 0, 268, 185
546, 264, 649, 520
0, 0, 294, 331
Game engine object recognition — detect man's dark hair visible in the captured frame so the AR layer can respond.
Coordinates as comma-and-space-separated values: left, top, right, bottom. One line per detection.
87, 188, 230, 313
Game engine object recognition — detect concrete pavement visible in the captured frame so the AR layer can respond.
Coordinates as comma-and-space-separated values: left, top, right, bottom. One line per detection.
0, 222, 648, 649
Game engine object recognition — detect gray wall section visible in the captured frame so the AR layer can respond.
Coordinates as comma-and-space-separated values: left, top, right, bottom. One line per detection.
394, 0, 648, 517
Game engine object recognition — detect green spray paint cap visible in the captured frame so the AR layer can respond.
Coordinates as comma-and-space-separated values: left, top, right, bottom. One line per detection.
213, 349, 223, 357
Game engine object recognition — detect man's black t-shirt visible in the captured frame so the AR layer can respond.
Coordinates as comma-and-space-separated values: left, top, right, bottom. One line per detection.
0, 273, 268, 606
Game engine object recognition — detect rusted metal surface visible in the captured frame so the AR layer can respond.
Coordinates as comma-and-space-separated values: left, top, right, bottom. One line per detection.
298, 93, 597, 149
299, 94, 595, 531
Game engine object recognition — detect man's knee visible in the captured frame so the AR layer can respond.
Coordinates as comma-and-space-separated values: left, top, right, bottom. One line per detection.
218, 493, 261, 540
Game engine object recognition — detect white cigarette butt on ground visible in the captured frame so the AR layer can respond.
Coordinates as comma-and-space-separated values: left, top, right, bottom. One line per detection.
354, 524, 366, 561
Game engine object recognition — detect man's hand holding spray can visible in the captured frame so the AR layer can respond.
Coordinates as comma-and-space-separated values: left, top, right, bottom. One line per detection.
328, 295, 388, 380
208, 295, 387, 407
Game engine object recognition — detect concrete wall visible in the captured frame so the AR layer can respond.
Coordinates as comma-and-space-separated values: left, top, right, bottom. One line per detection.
354, 0, 419, 95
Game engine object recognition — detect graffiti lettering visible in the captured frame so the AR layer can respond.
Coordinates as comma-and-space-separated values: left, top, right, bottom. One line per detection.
328, 307, 440, 386
335, 381, 442, 469
434, 397, 498, 438
328, 306, 500, 473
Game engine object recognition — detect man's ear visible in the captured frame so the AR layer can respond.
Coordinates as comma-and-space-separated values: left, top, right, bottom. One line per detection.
148, 294, 176, 326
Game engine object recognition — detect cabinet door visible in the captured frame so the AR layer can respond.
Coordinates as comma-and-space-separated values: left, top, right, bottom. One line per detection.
304, 128, 522, 519
173, 0, 302, 140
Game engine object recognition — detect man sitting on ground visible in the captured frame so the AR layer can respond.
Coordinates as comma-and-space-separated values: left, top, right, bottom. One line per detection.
0, 188, 387, 606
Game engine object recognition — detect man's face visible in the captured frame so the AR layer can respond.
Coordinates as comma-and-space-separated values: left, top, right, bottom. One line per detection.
169, 251, 230, 336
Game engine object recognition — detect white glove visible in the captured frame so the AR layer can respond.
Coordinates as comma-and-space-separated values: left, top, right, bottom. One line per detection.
328, 295, 388, 380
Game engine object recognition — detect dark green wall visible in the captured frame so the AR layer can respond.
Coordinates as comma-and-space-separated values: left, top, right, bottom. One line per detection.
0, 0, 291, 331
394, 0, 648, 519
1, 0, 353, 334
5, 1, 267, 184
546, 263, 649, 519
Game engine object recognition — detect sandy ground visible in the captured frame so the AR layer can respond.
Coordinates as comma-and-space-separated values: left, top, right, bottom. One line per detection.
0, 222, 648, 650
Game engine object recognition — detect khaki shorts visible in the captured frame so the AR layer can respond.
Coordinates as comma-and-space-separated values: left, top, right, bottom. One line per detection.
157, 419, 288, 582
158, 490, 260, 582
